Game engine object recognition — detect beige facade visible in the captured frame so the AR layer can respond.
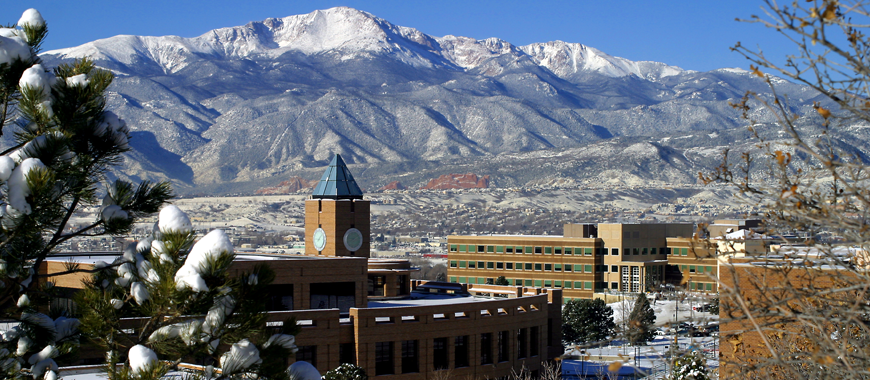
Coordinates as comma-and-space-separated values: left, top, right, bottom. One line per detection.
448, 223, 694, 300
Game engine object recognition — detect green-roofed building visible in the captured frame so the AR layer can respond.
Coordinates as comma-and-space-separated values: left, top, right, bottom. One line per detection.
305, 154, 370, 258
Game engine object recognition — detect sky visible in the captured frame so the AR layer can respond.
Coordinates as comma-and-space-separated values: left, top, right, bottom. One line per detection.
13, 1, 794, 73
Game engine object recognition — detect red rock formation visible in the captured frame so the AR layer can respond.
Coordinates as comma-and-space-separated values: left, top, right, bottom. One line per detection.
421, 173, 489, 190
378, 181, 406, 191
255, 176, 318, 194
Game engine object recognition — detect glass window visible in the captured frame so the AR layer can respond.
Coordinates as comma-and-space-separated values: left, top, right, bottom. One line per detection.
459, 261, 466, 268
449, 244, 457, 252
450, 261, 457, 268
554, 247, 563, 255
525, 246, 534, 254
525, 263, 533, 270
554, 264, 562, 271
487, 262, 494, 269
534, 263, 542, 271
642, 248, 648, 255
544, 280, 552, 288
555, 280, 562, 288
487, 246, 495, 253
402, 340, 418, 373
544, 247, 552, 254
296, 345, 317, 367
584, 248, 593, 255
516, 246, 524, 254
564, 247, 573, 255
506, 247, 514, 253
458, 245, 467, 252
534, 280, 542, 287
574, 281, 583, 289
706, 283, 713, 291
506, 263, 513, 270
480, 333, 493, 365
516, 262, 523, 270
682, 248, 688, 256
496, 246, 504, 253
706, 266, 713, 272
611, 265, 618, 272
544, 264, 552, 271
514, 279, 522, 286
612, 248, 619, 255
517, 328, 528, 359
612, 282, 619, 289
449, 277, 457, 283
496, 262, 504, 269
375, 341, 394, 375
564, 265, 572, 272
468, 262, 476, 269
477, 261, 485, 268
689, 265, 696, 273
455, 336, 469, 368
478, 245, 485, 253
651, 248, 657, 255
433, 338, 448, 370
530, 326, 539, 357
584, 264, 593, 273
524, 279, 532, 287
534, 247, 542, 254
458, 277, 466, 283
498, 331, 509, 362
584, 281, 593, 290
564, 282, 572, 289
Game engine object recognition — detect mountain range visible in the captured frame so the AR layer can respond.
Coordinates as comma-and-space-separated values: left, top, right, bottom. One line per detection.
35, 7, 845, 194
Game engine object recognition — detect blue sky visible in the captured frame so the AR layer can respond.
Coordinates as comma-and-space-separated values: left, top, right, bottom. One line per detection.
15, 0, 792, 73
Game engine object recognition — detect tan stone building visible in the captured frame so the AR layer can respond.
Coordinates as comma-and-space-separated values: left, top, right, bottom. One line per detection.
448, 223, 694, 300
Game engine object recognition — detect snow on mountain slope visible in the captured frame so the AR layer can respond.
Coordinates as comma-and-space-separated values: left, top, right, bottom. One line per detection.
520, 41, 688, 80
45, 6, 685, 80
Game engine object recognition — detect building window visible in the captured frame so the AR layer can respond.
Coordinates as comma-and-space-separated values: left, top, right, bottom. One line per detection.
478, 245, 485, 252
514, 279, 522, 286
584, 264, 593, 273
544, 280, 552, 288
555, 280, 562, 288
459, 261, 466, 268
584, 248, 593, 255
401, 340, 418, 373
564, 265, 572, 272
496, 246, 504, 253
455, 335, 469, 368
682, 248, 688, 256
689, 265, 696, 273
611, 265, 618, 273
458, 245, 467, 252
651, 248, 657, 255
544, 264, 552, 271
554, 264, 562, 271
534, 280, 543, 287
487, 246, 495, 253
612, 248, 619, 255
534, 246, 542, 254
449, 244, 457, 252
481, 333, 493, 365
642, 248, 648, 255
524, 279, 532, 287
369, 276, 385, 297
340, 343, 355, 365
611, 282, 618, 289
468, 262, 476, 269
516, 262, 523, 270
554, 247, 563, 255
496, 262, 504, 269
517, 328, 528, 359
544, 247, 552, 254
564, 247, 573, 255
487, 262, 494, 269
433, 338, 449, 370
478, 261, 485, 268
530, 326, 539, 356
525, 263, 533, 270
506, 263, 513, 270
296, 345, 317, 367
525, 246, 534, 254
534, 263, 542, 271
498, 330, 509, 362
375, 341, 394, 375
506, 246, 514, 253
450, 261, 457, 268
585, 281, 593, 290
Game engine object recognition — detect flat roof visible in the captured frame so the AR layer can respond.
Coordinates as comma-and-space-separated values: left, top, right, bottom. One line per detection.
367, 292, 497, 308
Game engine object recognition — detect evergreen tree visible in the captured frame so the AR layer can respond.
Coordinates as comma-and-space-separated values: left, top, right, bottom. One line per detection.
671, 350, 709, 380
76, 206, 300, 380
0, 9, 172, 380
562, 298, 615, 344
323, 363, 368, 380
627, 293, 656, 345
494, 276, 510, 286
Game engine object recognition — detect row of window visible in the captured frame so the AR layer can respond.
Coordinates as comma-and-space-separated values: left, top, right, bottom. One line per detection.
689, 282, 717, 291
303, 329, 542, 375
679, 265, 715, 273
449, 276, 610, 291
449, 244, 695, 257
449, 260, 607, 273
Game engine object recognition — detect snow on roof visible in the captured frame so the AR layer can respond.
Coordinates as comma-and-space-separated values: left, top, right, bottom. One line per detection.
718, 229, 768, 240
367, 292, 495, 308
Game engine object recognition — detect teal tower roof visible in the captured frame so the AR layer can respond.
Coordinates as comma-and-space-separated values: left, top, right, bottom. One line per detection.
311, 154, 364, 199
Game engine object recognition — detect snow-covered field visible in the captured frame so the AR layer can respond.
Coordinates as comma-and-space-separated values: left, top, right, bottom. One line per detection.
563, 295, 719, 379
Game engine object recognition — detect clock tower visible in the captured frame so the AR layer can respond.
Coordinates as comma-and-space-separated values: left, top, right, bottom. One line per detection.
305, 154, 370, 258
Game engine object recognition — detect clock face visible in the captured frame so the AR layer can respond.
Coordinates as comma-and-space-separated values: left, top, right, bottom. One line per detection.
343, 228, 364, 252
313, 228, 327, 251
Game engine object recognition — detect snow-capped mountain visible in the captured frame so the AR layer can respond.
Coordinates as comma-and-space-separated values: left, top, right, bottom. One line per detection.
37, 7, 844, 193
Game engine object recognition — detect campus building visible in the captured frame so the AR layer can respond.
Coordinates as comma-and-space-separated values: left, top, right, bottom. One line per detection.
448, 223, 696, 300
45, 154, 563, 379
